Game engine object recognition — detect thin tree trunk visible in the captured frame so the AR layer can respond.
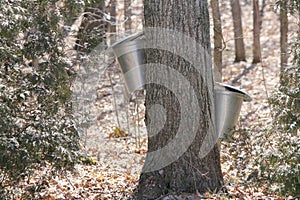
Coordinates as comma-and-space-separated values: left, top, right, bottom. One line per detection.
259, 0, 266, 29
280, 0, 288, 71
211, 0, 223, 82
109, 0, 117, 33
299, 9, 300, 39
252, 0, 261, 63
230, 0, 246, 62
106, 0, 117, 45
135, 0, 224, 198
124, 0, 132, 31
298, 9, 300, 40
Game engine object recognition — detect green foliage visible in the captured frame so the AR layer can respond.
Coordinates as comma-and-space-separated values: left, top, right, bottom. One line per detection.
260, 52, 300, 195
255, 7, 300, 195
270, 1, 300, 133
276, 0, 300, 14
80, 156, 97, 165
229, 3, 300, 196
253, 130, 300, 196
270, 66, 300, 133
0, 0, 89, 198
222, 128, 299, 196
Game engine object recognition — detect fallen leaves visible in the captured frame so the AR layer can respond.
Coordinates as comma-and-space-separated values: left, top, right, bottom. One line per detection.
30, 164, 140, 199
108, 127, 128, 138
5, 1, 299, 199
96, 173, 105, 182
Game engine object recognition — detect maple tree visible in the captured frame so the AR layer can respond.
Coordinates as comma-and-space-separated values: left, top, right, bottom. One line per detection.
135, 0, 224, 198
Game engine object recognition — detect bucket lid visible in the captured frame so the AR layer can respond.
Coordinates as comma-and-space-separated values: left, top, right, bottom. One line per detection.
215, 82, 252, 101
108, 32, 144, 50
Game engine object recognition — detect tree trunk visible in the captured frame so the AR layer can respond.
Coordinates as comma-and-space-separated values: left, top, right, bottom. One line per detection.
252, 0, 261, 63
124, 0, 132, 31
259, 0, 266, 29
106, 0, 117, 45
280, 0, 288, 71
230, 0, 246, 62
135, 0, 224, 199
299, 9, 300, 39
211, 0, 223, 82
109, 0, 117, 33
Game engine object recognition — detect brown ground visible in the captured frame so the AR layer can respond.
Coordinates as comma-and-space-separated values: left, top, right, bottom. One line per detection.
15, 1, 299, 199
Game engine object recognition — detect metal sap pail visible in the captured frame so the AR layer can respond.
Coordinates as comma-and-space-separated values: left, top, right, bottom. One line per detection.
111, 34, 145, 94
215, 83, 251, 138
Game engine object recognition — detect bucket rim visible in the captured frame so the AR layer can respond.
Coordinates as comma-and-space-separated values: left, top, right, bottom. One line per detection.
112, 38, 145, 49
215, 82, 252, 101
108, 32, 144, 50
214, 88, 252, 101
214, 89, 248, 100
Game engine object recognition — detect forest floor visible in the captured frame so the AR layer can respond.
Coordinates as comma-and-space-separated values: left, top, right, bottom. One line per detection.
15, 1, 299, 200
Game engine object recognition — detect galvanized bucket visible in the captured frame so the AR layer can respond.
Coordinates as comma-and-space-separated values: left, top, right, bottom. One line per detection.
214, 83, 251, 138
110, 33, 145, 94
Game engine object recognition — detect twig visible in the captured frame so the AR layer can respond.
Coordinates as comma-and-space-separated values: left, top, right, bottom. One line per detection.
132, 101, 138, 148
182, 158, 209, 178
259, 39, 272, 118
65, 174, 76, 190
261, 62, 269, 100
136, 97, 141, 149
125, 100, 130, 134
108, 72, 121, 128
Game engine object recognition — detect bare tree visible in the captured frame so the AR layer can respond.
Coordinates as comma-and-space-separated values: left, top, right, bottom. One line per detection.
124, 0, 132, 31
252, 0, 261, 63
280, 0, 288, 70
135, 0, 224, 198
298, 7, 300, 39
211, 0, 223, 81
230, 0, 246, 62
259, 0, 266, 28
109, 0, 117, 34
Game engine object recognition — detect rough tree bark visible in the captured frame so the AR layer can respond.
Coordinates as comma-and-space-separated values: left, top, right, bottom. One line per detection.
211, 0, 223, 82
280, 0, 288, 71
135, 0, 224, 199
252, 0, 261, 63
230, 0, 246, 62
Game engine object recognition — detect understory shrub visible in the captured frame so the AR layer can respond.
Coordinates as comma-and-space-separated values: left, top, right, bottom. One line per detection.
252, 3, 300, 196
223, 4, 300, 195
0, 0, 86, 198
256, 8, 300, 195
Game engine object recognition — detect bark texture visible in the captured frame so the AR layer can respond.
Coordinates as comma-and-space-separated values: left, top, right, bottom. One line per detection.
252, 0, 261, 63
211, 0, 223, 82
280, 0, 288, 70
135, 0, 224, 199
230, 0, 246, 62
